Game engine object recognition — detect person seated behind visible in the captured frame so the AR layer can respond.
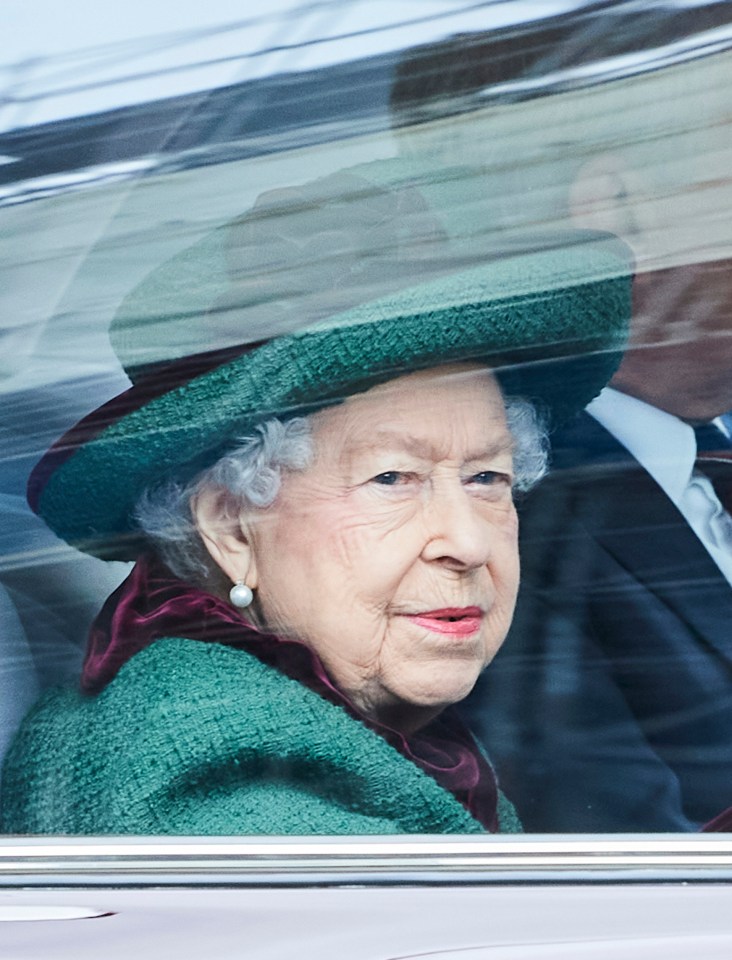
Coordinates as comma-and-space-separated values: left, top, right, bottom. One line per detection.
0, 173, 630, 835
388, 8, 732, 830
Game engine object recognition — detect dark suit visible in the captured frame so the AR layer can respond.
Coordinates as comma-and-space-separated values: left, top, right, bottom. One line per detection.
463, 412, 732, 832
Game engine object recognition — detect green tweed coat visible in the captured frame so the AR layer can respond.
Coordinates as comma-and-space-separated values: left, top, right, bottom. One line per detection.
1, 638, 521, 835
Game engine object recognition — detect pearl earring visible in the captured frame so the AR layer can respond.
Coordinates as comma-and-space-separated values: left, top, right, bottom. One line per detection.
229, 580, 253, 609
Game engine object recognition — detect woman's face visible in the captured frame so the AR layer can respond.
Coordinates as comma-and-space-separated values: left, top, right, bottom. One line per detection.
245, 365, 520, 734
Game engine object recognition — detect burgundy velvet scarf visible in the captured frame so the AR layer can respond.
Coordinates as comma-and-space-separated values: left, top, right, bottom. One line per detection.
84, 554, 500, 832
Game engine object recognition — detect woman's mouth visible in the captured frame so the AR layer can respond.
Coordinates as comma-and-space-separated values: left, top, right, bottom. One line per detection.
404, 607, 484, 636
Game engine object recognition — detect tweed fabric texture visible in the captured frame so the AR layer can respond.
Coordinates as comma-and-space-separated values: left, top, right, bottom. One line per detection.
35, 239, 630, 558
1, 638, 521, 835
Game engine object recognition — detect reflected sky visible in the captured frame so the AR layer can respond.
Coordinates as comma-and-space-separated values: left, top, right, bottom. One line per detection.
2, 0, 590, 131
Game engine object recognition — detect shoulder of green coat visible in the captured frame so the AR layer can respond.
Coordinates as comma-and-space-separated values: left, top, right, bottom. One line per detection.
2, 638, 487, 836
497, 789, 523, 834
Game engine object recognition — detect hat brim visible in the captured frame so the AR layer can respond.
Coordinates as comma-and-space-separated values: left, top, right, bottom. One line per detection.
31, 237, 631, 559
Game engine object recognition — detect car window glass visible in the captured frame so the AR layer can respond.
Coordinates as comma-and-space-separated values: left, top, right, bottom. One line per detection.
1, 0, 731, 838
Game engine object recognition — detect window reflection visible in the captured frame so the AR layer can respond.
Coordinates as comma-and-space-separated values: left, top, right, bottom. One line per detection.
1, 1, 731, 836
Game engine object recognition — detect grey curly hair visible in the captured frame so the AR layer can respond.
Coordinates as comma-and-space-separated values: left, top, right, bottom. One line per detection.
135, 396, 548, 584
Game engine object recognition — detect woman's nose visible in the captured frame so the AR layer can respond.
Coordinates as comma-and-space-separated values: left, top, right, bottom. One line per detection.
419, 483, 493, 571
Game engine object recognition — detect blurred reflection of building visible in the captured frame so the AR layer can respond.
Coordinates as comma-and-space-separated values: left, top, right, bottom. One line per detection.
2, 0, 732, 824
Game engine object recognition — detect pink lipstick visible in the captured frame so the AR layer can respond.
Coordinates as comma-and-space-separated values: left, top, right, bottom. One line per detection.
405, 607, 483, 636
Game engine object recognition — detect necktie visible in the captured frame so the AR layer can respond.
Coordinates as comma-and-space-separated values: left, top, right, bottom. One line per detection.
690, 422, 732, 547
694, 423, 732, 498
693, 422, 732, 461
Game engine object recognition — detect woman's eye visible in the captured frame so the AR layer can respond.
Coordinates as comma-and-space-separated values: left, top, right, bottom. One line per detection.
470, 470, 512, 487
372, 471, 404, 486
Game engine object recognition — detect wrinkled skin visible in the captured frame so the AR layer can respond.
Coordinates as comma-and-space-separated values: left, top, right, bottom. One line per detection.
198, 365, 520, 735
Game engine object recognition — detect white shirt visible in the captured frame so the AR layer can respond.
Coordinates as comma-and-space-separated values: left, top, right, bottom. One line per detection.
586, 387, 732, 585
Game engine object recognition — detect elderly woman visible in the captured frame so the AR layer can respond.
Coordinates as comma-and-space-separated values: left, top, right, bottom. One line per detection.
0, 178, 630, 836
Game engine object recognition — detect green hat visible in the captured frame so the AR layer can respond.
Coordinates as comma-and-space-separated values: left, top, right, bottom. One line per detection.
29, 175, 631, 561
